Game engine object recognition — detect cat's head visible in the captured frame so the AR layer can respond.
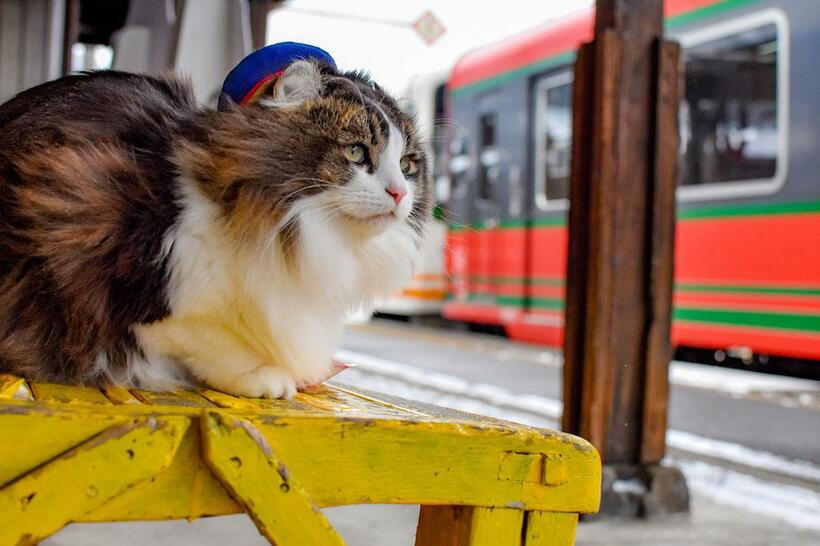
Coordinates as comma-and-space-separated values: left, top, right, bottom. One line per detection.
180, 60, 430, 247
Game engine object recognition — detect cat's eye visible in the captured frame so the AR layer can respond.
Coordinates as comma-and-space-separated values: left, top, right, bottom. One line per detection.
344, 144, 366, 164
400, 156, 418, 175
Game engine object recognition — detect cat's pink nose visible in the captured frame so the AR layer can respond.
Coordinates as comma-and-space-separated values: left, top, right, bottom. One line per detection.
386, 185, 407, 205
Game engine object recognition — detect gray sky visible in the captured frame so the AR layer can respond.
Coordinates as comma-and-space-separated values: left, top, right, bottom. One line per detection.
267, 0, 593, 94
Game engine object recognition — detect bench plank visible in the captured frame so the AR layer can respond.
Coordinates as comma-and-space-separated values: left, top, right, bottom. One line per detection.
102, 386, 143, 405
198, 389, 258, 409
130, 389, 216, 407
30, 382, 111, 405
0, 417, 188, 544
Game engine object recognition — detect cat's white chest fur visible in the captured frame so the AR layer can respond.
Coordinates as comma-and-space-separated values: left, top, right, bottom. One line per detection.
133, 179, 419, 397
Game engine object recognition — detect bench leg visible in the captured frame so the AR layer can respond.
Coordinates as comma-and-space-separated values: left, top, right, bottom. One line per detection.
524, 511, 578, 546
0, 417, 188, 545
200, 411, 346, 546
415, 505, 524, 546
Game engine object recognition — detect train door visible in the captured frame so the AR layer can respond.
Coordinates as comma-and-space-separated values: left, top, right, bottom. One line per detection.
514, 70, 574, 345
468, 93, 504, 310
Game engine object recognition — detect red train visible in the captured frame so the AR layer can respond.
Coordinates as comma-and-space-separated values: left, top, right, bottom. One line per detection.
397, 0, 820, 371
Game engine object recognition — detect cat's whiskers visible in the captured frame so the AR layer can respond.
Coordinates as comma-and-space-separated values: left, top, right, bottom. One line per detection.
278, 180, 335, 202
274, 200, 348, 257
267, 181, 337, 227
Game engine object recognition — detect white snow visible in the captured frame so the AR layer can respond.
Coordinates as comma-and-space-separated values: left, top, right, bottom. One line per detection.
612, 478, 648, 496
668, 429, 820, 484
675, 457, 820, 531
334, 349, 562, 419
670, 360, 819, 396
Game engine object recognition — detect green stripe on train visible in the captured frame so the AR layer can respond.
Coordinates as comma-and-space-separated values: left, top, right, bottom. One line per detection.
450, 53, 575, 99
455, 275, 564, 286
448, 218, 568, 231
677, 200, 820, 220
460, 292, 819, 332
447, 200, 820, 232
456, 276, 820, 296
666, 0, 763, 29
467, 293, 564, 310
676, 283, 820, 297
673, 307, 820, 333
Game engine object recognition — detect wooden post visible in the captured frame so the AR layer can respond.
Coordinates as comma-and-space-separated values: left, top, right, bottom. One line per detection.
248, 1, 288, 50
562, 0, 688, 517
61, 0, 80, 75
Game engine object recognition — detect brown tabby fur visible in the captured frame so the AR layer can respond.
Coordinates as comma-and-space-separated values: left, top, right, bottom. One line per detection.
0, 66, 429, 385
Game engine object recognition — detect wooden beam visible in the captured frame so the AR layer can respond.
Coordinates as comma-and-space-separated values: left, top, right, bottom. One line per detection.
61, 0, 80, 75
561, 41, 594, 438
248, 0, 269, 50
641, 40, 681, 464
248, 1, 287, 50
562, 0, 679, 467
415, 505, 473, 546
580, 28, 622, 457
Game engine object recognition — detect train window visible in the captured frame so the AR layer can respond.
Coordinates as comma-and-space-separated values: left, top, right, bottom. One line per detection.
534, 71, 573, 210
449, 135, 472, 201
431, 84, 450, 204
678, 10, 787, 199
478, 113, 499, 200
432, 84, 447, 176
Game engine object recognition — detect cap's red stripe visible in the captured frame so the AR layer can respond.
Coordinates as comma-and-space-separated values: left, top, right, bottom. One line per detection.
240, 69, 284, 105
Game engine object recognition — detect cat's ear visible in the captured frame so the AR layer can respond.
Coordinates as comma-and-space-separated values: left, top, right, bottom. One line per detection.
270, 60, 323, 105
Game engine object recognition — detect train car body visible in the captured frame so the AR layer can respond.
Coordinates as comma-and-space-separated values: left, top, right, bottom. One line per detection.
444, 0, 820, 361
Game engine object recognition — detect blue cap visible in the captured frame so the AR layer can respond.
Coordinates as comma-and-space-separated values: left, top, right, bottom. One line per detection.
218, 41, 336, 111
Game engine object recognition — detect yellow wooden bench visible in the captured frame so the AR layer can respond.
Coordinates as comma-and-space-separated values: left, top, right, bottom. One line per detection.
0, 374, 600, 545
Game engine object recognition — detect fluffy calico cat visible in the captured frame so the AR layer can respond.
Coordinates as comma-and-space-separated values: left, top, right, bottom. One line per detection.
0, 60, 429, 398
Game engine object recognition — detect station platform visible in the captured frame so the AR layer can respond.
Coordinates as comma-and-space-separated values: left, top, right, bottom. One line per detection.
44, 491, 820, 545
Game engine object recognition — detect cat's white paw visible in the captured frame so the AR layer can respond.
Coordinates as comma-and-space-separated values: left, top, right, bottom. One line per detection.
227, 366, 298, 400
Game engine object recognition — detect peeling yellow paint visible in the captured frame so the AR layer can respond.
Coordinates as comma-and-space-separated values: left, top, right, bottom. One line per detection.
30, 382, 111, 405
198, 389, 257, 409
469, 507, 525, 545
525, 511, 578, 546
0, 417, 187, 544
0, 375, 600, 545
202, 412, 346, 546
102, 387, 142, 405
499, 452, 544, 483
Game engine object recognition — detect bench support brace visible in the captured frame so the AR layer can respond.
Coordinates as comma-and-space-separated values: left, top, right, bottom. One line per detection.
0, 417, 188, 545
200, 411, 346, 546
